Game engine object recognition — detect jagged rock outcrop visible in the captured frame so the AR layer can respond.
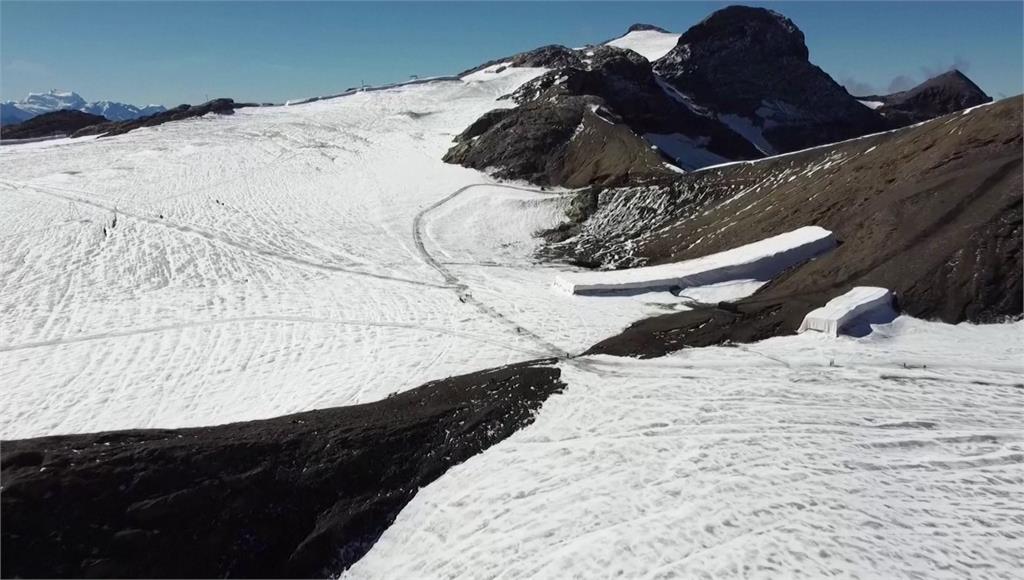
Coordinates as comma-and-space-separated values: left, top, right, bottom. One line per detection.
447, 45, 764, 185
444, 94, 668, 187
73, 98, 254, 138
547, 97, 1022, 356
459, 45, 583, 77
857, 70, 992, 127
653, 5, 886, 153
0, 110, 107, 140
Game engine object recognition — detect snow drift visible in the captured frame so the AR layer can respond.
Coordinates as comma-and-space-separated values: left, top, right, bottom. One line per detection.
554, 225, 835, 295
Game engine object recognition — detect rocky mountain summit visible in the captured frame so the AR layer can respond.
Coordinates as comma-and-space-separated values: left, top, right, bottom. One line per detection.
856, 69, 992, 127
626, 23, 669, 33
446, 45, 762, 186
448, 5, 946, 185
653, 5, 885, 153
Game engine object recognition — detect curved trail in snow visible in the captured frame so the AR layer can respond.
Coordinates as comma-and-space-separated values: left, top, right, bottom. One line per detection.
0, 179, 452, 290
412, 182, 574, 359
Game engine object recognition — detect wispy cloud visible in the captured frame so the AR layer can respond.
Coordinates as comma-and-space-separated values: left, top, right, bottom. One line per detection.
921, 56, 971, 79
840, 75, 877, 97
842, 56, 974, 98
3, 58, 51, 76
887, 75, 917, 93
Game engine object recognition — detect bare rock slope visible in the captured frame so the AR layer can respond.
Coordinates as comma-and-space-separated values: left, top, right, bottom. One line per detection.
547, 97, 1023, 356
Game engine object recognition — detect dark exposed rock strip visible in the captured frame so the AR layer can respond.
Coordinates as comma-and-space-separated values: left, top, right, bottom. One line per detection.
73, 98, 257, 138
1, 360, 564, 578
0, 110, 108, 140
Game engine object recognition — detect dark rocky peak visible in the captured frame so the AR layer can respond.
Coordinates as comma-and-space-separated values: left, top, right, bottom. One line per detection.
674, 5, 807, 61
919, 69, 987, 94
627, 23, 669, 33
891, 69, 990, 110
653, 4, 884, 153
586, 45, 651, 79
447, 42, 763, 185
856, 70, 992, 128
509, 46, 650, 105
509, 44, 583, 69
460, 44, 583, 77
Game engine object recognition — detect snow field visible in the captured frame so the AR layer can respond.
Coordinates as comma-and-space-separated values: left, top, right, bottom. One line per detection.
1, 69, 574, 438
348, 317, 1024, 579
0, 67, 730, 438
605, 30, 682, 62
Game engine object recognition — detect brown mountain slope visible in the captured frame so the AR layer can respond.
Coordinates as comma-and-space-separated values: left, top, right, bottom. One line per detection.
546, 97, 1022, 356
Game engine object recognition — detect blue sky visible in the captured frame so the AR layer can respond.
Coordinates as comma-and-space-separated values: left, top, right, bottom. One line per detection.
2, 1, 1021, 105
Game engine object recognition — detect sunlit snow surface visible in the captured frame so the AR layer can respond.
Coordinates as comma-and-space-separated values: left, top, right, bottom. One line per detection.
606, 30, 682, 61
348, 317, 1024, 579
1, 68, 703, 438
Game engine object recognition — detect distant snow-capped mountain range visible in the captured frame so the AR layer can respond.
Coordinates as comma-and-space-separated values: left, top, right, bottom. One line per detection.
1, 90, 165, 125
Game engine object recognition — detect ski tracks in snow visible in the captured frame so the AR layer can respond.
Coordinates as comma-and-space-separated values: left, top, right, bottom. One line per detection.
1, 179, 451, 290
412, 182, 574, 359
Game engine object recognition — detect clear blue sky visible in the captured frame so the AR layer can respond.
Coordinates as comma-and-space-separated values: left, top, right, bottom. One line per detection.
2, 1, 1021, 106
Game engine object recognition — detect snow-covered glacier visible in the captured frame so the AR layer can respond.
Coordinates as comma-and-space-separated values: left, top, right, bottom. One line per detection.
2, 61, 1021, 580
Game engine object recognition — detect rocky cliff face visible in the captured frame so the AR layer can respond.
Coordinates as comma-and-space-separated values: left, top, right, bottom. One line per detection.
447, 44, 766, 186
653, 6, 886, 154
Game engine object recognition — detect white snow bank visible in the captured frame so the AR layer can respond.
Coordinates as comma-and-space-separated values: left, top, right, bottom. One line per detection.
858, 100, 885, 110
605, 30, 681, 61
719, 113, 777, 155
554, 226, 835, 295
799, 286, 895, 337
